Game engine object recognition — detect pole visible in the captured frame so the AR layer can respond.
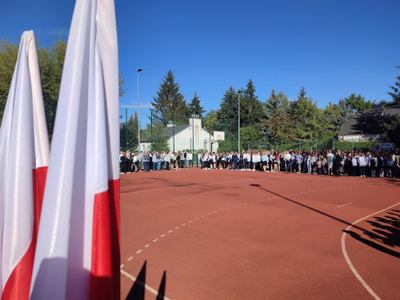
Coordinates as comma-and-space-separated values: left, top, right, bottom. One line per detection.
300, 139, 302, 151
150, 110, 153, 151
285, 139, 287, 151
192, 115, 194, 154
224, 119, 227, 153
333, 138, 335, 150
316, 138, 318, 152
173, 113, 175, 152
137, 69, 141, 152
238, 91, 241, 153
125, 108, 128, 150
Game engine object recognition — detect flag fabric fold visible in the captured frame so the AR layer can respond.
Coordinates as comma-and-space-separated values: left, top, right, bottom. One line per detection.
29, 0, 120, 299
0, 30, 49, 300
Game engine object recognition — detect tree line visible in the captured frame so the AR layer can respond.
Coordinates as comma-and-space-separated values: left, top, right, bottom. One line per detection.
1, 36, 399, 149
149, 68, 400, 150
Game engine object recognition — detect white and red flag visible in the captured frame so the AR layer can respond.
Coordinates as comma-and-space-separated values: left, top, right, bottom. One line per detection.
29, 0, 120, 299
0, 30, 49, 300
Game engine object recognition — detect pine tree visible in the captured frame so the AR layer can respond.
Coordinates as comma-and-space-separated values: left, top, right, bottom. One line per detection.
217, 86, 238, 120
298, 86, 307, 99
188, 91, 205, 117
151, 70, 187, 124
241, 79, 263, 126
387, 66, 400, 107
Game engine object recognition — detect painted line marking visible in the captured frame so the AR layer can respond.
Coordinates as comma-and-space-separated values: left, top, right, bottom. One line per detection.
202, 215, 206, 217
121, 264, 125, 268
121, 269, 171, 300
341, 202, 400, 300
160, 234, 166, 237
337, 202, 352, 208
127, 256, 133, 261
189, 220, 193, 223
168, 230, 173, 233
136, 250, 142, 254
195, 218, 199, 220
208, 213, 212, 215
214, 211, 218, 213
175, 226, 180, 229
181, 223, 186, 226
145, 244, 150, 248
153, 239, 158, 242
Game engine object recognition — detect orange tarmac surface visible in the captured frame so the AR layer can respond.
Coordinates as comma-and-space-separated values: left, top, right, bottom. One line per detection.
119, 168, 400, 300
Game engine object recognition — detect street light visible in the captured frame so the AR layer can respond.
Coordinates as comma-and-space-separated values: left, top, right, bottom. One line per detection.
137, 68, 142, 152
237, 89, 243, 153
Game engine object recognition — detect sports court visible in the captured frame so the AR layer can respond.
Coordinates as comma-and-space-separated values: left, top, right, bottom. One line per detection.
119, 169, 400, 300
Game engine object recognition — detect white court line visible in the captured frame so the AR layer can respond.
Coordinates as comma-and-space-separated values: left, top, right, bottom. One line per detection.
168, 230, 173, 233
153, 239, 158, 242
121, 269, 171, 300
136, 250, 142, 254
341, 202, 400, 300
337, 202, 352, 208
127, 256, 134, 261
160, 234, 166, 237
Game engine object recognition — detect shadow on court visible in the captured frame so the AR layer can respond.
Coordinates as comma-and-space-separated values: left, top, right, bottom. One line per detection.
344, 210, 400, 259
250, 183, 400, 258
125, 261, 167, 300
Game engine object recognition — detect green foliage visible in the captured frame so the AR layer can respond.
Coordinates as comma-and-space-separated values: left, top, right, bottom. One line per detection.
382, 116, 400, 147
120, 113, 138, 150
217, 86, 238, 120
187, 91, 205, 117
240, 126, 262, 150
151, 70, 187, 124
241, 79, 263, 126
0, 38, 18, 124
142, 121, 169, 152
334, 140, 376, 152
344, 93, 373, 112
0, 35, 126, 141
387, 66, 400, 107
289, 96, 324, 139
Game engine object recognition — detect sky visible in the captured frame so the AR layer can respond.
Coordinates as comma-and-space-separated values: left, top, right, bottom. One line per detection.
1, 0, 399, 125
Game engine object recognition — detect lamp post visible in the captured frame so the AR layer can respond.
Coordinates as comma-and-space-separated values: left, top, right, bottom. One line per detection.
237, 89, 243, 153
137, 68, 142, 152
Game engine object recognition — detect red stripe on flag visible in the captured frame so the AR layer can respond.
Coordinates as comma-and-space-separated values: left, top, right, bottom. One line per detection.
90, 179, 120, 300
2, 166, 47, 300
32, 167, 48, 233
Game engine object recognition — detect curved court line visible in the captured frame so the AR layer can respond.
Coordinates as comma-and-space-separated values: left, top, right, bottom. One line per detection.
341, 202, 400, 300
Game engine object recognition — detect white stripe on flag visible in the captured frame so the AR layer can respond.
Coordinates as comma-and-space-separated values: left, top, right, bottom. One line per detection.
30, 0, 120, 299
0, 30, 49, 300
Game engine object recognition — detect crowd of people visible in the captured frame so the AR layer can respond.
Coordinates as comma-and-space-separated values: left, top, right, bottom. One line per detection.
119, 148, 400, 178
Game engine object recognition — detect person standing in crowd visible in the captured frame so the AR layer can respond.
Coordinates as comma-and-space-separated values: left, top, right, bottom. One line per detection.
176, 151, 181, 171
387, 153, 395, 178
327, 150, 334, 176
164, 150, 171, 171
295, 151, 303, 174
357, 152, 368, 177
144, 151, 150, 172
188, 151, 193, 168
370, 153, 377, 177
261, 151, 269, 172
138, 151, 143, 171
232, 151, 239, 170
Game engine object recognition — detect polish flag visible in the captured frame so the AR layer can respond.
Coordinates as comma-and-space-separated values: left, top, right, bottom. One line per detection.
29, 0, 120, 299
0, 31, 49, 300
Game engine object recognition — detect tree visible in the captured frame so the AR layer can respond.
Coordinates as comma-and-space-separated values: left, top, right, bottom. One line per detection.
120, 113, 138, 150
141, 121, 169, 152
298, 86, 307, 99
344, 93, 373, 112
382, 116, 400, 147
187, 91, 205, 117
0, 35, 126, 141
150, 70, 187, 124
261, 89, 290, 146
387, 66, 400, 107
289, 96, 324, 139
217, 86, 237, 120
0, 38, 19, 124
241, 79, 263, 126
267, 110, 297, 142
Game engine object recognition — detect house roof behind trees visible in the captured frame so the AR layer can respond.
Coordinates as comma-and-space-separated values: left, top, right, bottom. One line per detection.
339, 107, 400, 136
